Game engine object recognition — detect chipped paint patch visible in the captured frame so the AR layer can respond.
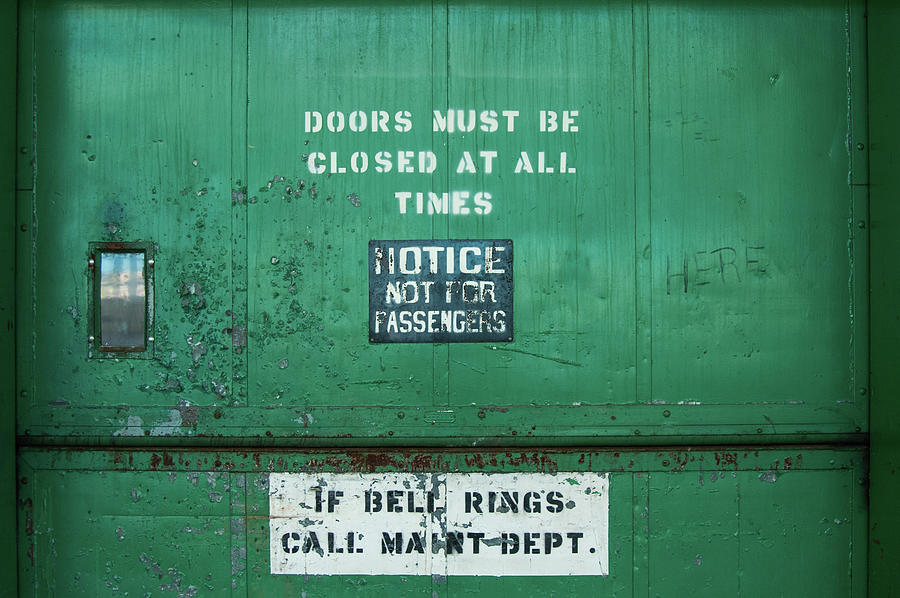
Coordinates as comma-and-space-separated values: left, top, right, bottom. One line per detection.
150, 410, 183, 436
177, 401, 200, 427
760, 470, 778, 483
113, 416, 144, 437
294, 413, 315, 426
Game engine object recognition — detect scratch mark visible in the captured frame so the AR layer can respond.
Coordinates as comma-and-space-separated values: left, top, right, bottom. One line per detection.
487, 346, 582, 367
451, 359, 486, 375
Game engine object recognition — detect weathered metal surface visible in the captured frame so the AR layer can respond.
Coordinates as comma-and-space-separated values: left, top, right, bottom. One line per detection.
1, 1, 18, 596
369, 239, 513, 343
17, 447, 867, 595
15, 0, 867, 445
18, 0, 237, 424
646, 0, 866, 407
867, 0, 900, 592
9, 0, 894, 595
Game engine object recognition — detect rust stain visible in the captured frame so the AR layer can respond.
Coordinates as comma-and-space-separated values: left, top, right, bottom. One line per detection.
410, 454, 445, 472
785, 454, 803, 470
304, 457, 345, 471
347, 452, 399, 472
667, 451, 690, 471
714, 452, 738, 469
504, 452, 559, 473
874, 539, 885, 560
463, 454, 499, 468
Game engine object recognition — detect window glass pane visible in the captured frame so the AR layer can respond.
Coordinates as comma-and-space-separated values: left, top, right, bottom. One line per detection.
99, 252, 146, 349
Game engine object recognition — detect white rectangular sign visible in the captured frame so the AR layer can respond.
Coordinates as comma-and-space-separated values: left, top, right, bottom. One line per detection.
269, 472, 609, 576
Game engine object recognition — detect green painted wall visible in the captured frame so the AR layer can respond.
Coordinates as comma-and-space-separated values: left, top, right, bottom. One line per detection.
17, 447, 867, 596
868, 0, 900, 595
12, 0, 887, 595
15, 0, 866, 447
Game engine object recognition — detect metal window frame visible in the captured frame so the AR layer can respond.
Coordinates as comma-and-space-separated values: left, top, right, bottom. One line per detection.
87, 241, 155, 359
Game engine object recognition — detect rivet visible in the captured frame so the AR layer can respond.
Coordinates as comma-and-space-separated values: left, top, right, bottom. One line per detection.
662, 409, 671, 418
857, 220, 866, 229
19, 224, 27, 232
88, 258, 95, 266
88, 336, 95, 343
856, 142, 865, 151
147, 259, 155, 267
477, 410, 486, 419
859, 387, 867, 396
397, 411, 405, 419
148, 337, 155, 343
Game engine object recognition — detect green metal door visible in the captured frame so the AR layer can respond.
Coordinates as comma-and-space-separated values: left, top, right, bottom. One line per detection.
11, 0, 879, 595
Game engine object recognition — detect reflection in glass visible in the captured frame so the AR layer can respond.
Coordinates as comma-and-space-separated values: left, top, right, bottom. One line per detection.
99, 252, 146, 349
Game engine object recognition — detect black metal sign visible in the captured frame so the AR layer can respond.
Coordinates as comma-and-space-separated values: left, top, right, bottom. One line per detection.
369, 240, 513, 343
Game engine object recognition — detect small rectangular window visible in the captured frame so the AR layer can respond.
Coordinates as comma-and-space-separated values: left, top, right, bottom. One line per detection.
89, 242, 154, 358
